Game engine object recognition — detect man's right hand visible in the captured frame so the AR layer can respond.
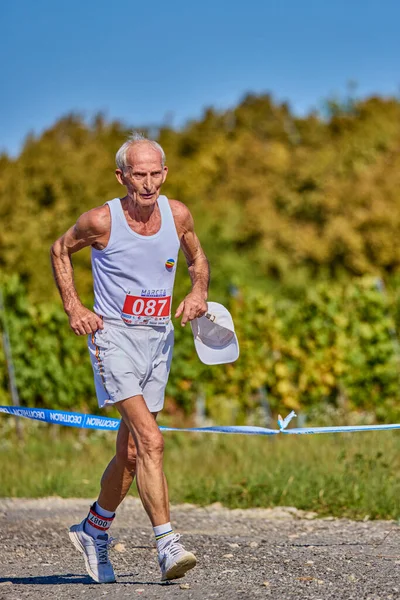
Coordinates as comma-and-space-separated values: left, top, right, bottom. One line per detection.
68, 305, 104, 336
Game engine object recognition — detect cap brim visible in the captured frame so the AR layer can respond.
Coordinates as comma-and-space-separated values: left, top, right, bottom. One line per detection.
193, 334, 240, 365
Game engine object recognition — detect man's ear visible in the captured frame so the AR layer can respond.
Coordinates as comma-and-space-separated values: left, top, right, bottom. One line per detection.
115, 169, 125, 185
162, 166, 168, 183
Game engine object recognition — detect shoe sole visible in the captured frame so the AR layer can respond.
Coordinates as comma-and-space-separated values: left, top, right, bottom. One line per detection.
162, 552, 197, 581
68, 529, 116, 584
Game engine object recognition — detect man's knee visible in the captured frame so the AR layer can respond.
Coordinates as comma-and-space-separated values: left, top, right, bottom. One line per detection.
137, 429, 164, 460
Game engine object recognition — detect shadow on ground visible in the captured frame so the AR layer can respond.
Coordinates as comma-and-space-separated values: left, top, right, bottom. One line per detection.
0, 574, 179, 587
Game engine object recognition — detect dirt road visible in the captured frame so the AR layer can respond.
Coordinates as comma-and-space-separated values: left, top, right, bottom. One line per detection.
0, 498, 399, 599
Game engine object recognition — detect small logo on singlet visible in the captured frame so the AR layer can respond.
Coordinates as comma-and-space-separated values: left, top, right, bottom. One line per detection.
165, 258, 175, 271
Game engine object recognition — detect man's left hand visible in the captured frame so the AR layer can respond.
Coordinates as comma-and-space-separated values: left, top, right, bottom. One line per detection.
175, 293, 207, 327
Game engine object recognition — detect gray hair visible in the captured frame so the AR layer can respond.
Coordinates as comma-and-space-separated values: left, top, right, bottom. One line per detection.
115, 132, 166, 170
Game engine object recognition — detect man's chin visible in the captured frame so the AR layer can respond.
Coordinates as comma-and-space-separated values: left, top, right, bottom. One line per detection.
138, 192, 158, 204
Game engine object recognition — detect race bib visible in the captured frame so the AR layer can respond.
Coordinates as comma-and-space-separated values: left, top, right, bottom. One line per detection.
121, 288, 172, 326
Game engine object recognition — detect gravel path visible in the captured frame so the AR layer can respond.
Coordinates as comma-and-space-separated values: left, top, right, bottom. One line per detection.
0, 498, 399, 600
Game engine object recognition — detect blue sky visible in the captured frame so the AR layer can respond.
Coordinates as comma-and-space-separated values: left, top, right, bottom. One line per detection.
1, 0, 399, 156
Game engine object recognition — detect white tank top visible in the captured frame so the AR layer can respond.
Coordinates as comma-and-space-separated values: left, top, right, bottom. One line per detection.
92, 196, 180, 325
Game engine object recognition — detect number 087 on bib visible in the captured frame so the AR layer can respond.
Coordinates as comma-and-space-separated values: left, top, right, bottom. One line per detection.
121, 291, 172, 326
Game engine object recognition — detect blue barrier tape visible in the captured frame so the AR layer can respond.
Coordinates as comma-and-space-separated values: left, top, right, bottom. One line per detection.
0, 406, 279, 435
283, 424, 400, 435
0, 405, 399, 435
0, 406, 120, 430
160, 424, 279, 435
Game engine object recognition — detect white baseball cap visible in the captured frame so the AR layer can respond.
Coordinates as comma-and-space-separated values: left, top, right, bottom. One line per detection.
191, 301, 239, 365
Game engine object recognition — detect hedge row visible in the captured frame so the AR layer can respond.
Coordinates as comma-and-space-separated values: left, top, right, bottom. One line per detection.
1, 276, 400, 423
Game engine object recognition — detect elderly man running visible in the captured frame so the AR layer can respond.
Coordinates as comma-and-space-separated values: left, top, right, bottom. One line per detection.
50, 133, 209, 583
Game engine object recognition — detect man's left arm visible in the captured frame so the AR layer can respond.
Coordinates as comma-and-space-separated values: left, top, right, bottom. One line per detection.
172, 201, 210, 326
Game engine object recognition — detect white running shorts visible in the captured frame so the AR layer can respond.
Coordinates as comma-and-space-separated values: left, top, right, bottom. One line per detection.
88, 319, 174, 413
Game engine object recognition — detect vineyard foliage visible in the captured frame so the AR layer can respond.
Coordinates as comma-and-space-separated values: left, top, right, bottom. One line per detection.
1, 275, 400, 423
1, 93, 400, 422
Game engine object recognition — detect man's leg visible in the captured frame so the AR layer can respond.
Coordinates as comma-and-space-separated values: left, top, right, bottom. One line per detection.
116, 394, 196, 580
116, 395, 169, 525
85, 410, 161, 536
97, 418, 138, 512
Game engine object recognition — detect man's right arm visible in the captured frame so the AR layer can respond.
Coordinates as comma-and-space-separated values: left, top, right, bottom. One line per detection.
50, 206, 110, 335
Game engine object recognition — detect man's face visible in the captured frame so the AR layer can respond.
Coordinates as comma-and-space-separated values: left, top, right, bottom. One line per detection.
116, 142, 168, 207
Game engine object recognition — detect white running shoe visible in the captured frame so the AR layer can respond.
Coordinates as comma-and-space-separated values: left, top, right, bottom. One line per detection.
158, 533, 197, 581
69, 519, 116, 583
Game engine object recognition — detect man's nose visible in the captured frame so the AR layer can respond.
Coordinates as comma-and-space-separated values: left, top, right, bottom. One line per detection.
144, 175, 152, 190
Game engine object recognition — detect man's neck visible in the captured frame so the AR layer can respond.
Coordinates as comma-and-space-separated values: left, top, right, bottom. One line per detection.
124, 195, 159, 224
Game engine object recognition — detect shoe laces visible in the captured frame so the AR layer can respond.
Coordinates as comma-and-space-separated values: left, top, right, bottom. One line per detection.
95, 534, 114, 564
160, 533, 185, 559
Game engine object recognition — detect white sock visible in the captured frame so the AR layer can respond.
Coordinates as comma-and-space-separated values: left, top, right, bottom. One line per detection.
84, 502, 115, 539
154, 522, 174, 552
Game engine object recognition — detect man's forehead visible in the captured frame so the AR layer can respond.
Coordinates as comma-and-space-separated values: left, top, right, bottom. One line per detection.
126, 142, 163, 168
